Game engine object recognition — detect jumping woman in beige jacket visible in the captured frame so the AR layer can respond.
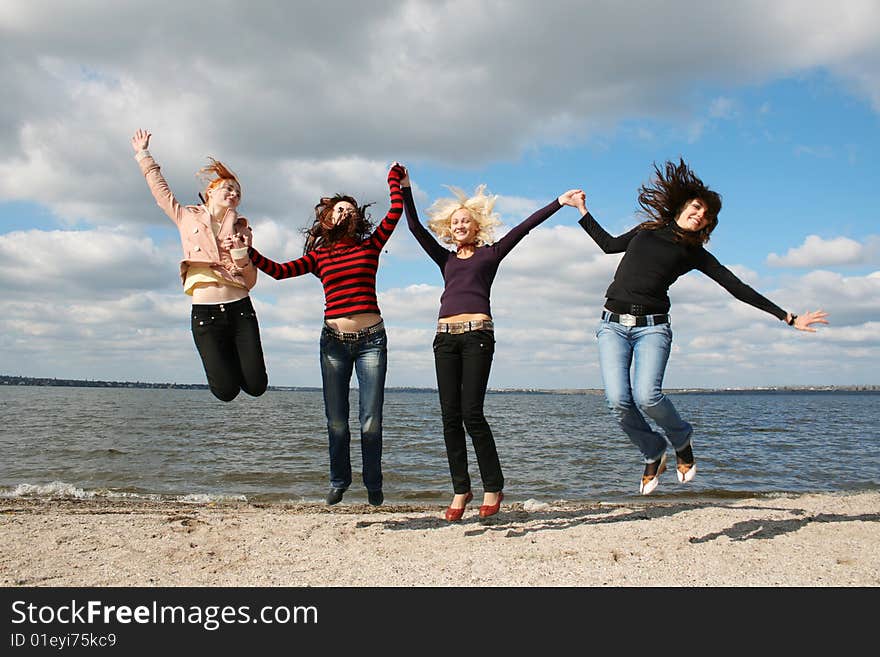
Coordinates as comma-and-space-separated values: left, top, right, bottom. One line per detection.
131, 129, 267, 401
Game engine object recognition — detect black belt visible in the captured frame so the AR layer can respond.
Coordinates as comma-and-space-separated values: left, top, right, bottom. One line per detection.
601, 310, 669, 327
323, 320, 385, 342
604, 299, 666, 316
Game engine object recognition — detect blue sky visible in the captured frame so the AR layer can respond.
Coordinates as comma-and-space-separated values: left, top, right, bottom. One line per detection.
1, 1, 878, 389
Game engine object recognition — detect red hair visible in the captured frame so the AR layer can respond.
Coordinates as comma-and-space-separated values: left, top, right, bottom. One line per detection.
197, 158, 240, 198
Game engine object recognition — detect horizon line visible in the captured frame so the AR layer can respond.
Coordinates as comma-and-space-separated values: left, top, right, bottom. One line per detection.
2, 374, 878, 393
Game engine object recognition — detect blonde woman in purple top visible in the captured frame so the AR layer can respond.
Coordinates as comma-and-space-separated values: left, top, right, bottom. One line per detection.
402, 167, 583, 520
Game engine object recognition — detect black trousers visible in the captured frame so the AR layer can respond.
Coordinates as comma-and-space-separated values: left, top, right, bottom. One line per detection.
432, 329, 503, 494
191, 296, 268, 402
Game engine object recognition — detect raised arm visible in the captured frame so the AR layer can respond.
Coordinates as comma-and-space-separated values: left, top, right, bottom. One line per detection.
401, 170, 450, 267
493, 189, 584, 259
367, 163, 406, 250
248, 246, 318, 280
695, 249, 829, 331
130, 129, 186, 226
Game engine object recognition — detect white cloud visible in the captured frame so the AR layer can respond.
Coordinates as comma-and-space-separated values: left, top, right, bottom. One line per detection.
709, 97, 738, 119
0, 228, 179, 297
1, 1, 879, 225
822, 321, 880, 343
494, 194, 541, 220
2, 2, 880, 388
2, 220, 878, 387
793, 144, 833, 158
767, 235, 879, 267
380, 284, 446, 325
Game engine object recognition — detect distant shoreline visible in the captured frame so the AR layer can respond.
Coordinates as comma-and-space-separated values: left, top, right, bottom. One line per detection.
2, 374, 878, 394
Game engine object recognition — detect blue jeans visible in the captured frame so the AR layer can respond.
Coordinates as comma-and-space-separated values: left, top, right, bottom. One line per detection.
596, 318, 692, 463
319, 325, 387, 492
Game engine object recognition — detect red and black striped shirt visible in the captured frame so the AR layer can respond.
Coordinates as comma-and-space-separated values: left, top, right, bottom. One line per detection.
249, 168, 404, 320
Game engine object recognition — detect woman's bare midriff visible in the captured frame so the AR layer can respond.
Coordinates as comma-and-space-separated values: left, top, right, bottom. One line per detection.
439, 313, 491, 323
325, 313, 383, 332
191, 282, 250, 304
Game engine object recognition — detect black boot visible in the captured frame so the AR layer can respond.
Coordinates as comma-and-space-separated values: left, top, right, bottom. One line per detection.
325, 487, 346, 505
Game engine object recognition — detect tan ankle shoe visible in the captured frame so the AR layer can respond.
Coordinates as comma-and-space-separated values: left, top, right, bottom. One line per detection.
639, 453, 667, 495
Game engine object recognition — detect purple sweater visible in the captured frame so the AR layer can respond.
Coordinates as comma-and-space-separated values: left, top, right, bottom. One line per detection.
403, 187, 561, 318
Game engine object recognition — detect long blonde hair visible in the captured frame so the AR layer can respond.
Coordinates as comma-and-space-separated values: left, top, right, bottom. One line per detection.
426, 184, 502, 246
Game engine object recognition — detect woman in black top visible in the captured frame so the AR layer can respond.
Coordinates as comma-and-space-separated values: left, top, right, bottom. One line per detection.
573, 159, 828, 495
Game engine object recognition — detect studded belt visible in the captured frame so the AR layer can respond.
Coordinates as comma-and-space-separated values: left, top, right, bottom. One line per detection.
436, 319, 494, 334
323, 320, 385, 342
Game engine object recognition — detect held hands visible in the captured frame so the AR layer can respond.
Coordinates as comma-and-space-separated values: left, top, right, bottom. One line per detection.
131, 129, 151, 152
558, 189, 586, 212
222, 232, 251, 251
390, 161, 408, 186
790, 309, 829, 332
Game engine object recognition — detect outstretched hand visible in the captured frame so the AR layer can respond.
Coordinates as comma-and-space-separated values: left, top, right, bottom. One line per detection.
131, 129, 151, 152
558, 189, 586, 212
793, 309, 829, 332
390, 161, 409, 186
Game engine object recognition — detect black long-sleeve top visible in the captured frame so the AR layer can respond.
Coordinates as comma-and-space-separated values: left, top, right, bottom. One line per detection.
578, 212, 787, 320
404, 187, 561, 318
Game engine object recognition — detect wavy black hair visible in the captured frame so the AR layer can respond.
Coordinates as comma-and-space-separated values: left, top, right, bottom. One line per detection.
637, 158, 722, 246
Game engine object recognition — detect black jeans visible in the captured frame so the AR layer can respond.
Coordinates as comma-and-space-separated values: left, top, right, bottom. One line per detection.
191, 296, 268, 402
432, 329, 503, 494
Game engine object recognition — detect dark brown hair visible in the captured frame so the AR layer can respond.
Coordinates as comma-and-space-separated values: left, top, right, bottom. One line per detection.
303, 194, 374, 254
637, 158, 722, 246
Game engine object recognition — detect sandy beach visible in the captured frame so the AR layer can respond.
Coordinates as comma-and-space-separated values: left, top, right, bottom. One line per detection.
1, 491, 878, 587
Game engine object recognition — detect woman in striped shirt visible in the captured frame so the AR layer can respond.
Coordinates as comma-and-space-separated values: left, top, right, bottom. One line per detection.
249, 163, 406, 506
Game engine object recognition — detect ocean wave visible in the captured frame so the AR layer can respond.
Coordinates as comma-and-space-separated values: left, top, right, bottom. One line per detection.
0, 481, 247, 504
177, 493, 247, 504
1, 481, 96, 499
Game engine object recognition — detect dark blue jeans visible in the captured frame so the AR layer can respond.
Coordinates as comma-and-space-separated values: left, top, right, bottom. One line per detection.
190, 296, 268, 402
319, 324, 387, 492
432, 329, 502, 494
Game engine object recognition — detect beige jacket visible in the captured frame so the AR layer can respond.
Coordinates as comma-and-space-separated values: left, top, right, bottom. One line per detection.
136, 151, 256, 290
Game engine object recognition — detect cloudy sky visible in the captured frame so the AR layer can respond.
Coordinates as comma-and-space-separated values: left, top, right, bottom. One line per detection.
1, 0, 878, 390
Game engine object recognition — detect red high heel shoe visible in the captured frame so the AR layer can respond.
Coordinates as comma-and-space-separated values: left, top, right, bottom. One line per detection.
444, 491, 473, 522
478, 491, 504, 518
